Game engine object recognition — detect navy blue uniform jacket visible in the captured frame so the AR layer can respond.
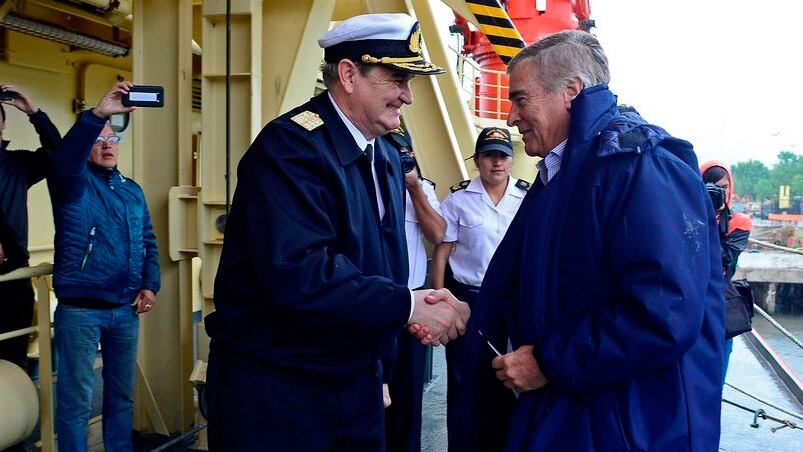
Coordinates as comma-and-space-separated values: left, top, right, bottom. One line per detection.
478, 85, 725, 451
206, 91, 411, 380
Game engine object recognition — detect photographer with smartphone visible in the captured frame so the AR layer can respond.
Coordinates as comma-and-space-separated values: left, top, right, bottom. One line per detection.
0, 84, 61, 368
48, 81, 160, 451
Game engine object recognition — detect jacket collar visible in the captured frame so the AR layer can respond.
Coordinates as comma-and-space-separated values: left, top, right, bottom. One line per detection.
88, 162, 123, 180
310, 91, 365, 167
467, 176, 525, 204
0, 140, 8, 152
327, 92, 375, 153
568, 84, 618, 149
568, 84, 696, 169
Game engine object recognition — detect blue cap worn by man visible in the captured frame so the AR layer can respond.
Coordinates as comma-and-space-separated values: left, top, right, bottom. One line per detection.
204, 13, 468, 451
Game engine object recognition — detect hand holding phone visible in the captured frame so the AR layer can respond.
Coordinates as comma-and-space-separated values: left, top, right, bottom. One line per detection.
122, 85, 164, 108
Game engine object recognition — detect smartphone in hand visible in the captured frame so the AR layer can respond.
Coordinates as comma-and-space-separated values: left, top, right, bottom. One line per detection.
122, 85, 164, 107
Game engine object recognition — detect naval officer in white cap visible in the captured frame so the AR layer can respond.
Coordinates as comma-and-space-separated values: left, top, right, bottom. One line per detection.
205, 13, 470, 451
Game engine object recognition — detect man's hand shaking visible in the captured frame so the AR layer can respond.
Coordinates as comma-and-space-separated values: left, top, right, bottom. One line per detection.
407, 288, 470, 346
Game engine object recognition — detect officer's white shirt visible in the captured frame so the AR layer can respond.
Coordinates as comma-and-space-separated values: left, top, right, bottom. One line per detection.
440, 176, 526, 287
405, 179, 441, 288
328, 94, 415, 320
328, 93, 384, 219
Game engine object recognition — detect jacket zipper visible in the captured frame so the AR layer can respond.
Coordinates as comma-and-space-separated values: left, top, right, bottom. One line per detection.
80, 227, 96, 271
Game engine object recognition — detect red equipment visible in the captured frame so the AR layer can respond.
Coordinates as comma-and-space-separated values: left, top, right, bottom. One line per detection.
455, 0, 593, 119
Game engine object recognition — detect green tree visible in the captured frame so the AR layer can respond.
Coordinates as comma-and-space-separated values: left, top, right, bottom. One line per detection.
771, 151, 803, 194
732, 160, 770, 200
729, 151, 803, 202
754, 179, 776, 201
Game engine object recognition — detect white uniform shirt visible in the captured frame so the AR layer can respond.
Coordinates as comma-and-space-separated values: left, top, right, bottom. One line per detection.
440, 177, 527, 287
404, 179, 441, 288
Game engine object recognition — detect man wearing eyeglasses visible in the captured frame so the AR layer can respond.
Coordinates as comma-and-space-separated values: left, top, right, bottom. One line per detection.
47, 81, 160, 451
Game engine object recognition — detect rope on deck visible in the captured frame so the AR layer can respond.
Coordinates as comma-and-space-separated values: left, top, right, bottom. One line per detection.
753, 303, 803, 351
722, 398, 802, 432
748, 238, 803, 255
725, 382, 803, 421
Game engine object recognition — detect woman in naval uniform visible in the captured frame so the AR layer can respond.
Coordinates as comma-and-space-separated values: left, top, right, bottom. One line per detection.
431, 127, 528, 452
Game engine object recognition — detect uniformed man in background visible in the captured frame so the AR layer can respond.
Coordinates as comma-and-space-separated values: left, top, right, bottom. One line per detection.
205, 13, 470, 451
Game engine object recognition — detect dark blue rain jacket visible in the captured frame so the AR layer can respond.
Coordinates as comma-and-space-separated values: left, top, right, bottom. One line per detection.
478, 85, 724, 451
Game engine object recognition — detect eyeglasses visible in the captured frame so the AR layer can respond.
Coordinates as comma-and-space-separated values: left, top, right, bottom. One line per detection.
95, 135, 121, 144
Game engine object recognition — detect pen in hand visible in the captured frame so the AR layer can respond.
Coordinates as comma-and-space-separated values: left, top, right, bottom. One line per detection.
478, 330, 502, 357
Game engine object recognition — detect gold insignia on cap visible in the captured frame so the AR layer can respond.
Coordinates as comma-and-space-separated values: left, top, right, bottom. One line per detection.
408, 23, 422, 54
290, 111, 323, 131
484, 128, 508, 141
389, 127, 405, 135
361, 55, 425, 64
390, 61, 442, 72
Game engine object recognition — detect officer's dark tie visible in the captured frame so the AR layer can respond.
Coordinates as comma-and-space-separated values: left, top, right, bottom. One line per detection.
365, 144, 386, 220
365, 143, 374, 163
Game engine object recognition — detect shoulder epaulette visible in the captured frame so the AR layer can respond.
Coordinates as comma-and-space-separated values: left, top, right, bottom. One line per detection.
289, 110, 324, 132
422, 177, 436, 189
515, 179, 531, 191
450, 180, 470, 192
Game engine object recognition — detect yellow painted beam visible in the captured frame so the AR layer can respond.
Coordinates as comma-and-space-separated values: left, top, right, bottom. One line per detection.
132, 0, 194, 434
263, 0, 336, 120
356, 0, 469, 195
199, 0, 263, 309
408, 0, 477, 192
35, 275, 54, 452
333, 0, 369, 20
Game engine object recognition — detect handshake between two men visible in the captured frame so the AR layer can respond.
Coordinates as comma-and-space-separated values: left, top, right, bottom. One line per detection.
407, 289, 470, 346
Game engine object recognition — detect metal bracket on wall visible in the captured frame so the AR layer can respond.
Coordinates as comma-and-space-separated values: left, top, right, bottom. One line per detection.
168, 185, 201, 262
72, 98, 86, 114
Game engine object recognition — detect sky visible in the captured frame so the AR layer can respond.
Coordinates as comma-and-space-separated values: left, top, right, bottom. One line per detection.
591, 0, 803, 168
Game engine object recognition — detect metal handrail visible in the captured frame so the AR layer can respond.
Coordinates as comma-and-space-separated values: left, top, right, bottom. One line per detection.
749, 238, 803, 256
0, 262, 54, 282
0, 263, 56, 451
447, 45, 510, 120
0, 325, 39, 343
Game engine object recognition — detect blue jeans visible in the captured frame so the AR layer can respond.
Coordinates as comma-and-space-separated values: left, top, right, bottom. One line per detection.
55, 304, 139, 452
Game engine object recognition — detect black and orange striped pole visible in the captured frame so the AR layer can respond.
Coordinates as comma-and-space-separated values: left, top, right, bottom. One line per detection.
463, 0, 526, 64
